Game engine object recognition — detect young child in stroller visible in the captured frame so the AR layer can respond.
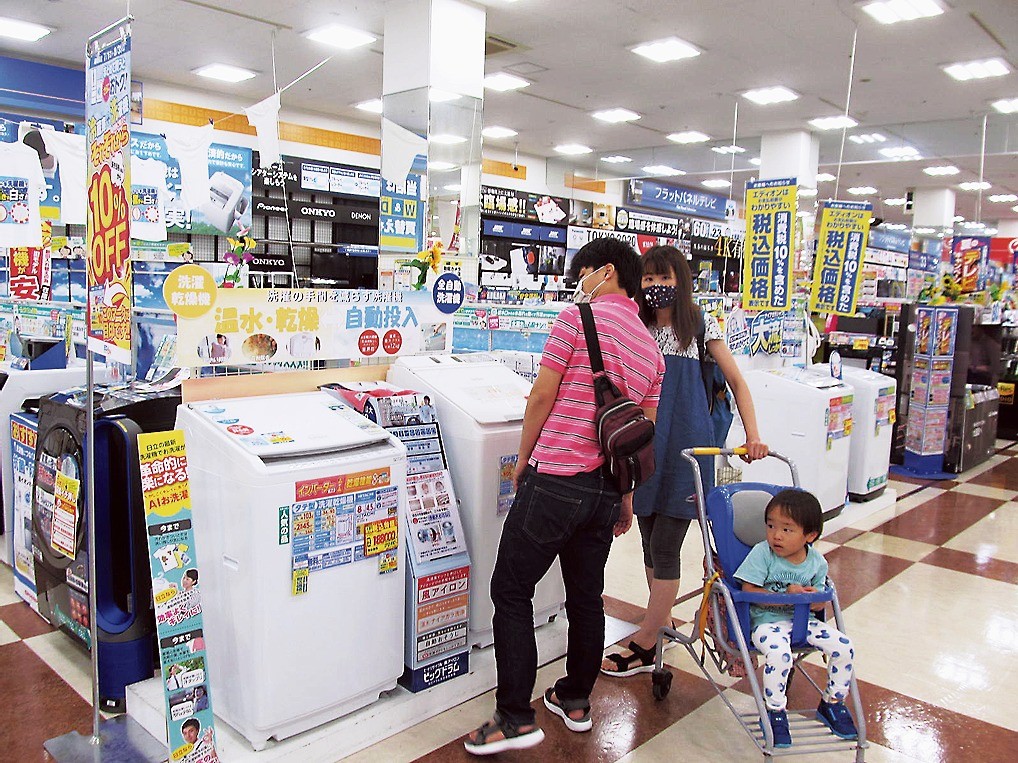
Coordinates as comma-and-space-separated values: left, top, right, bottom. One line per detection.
733, 489, 859, 748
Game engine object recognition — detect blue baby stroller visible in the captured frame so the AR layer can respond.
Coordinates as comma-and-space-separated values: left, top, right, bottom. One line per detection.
650, 448, 867, 760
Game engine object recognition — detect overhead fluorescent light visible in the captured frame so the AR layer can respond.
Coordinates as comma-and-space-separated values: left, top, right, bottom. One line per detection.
954, 215, 966, 222
0, 16, 52, 42
742, 86, 799, 105
958, 181, 991, 191
444, 184, 462, 192
989, 193, 1018, 202
429, 88, 461, 103
943, 58, 1011, 81
483, 72, 530, 91
992, 98, 1018, 114
631, 37, 701, 63
194, 64, 257, 83
481, 126, 518, 139
799, 187, 818, 197
816, 172, 837, 182
642, 165, 685, 176
702, 178, 731, 188
554, 144, 593, 155
849, 133, 887, 143
305, 24, 376, 49
923, 165, 959, 175
961, 221, 985, 229
859, 0, 946, 25
884, 198, 908, 206
1013, 205, 1018, 213
879, 145, 920, 159
354, 98, 383, 114
848, 186, 877, 195
749, 157, 762, 166
711, 145, 746, 155
668, 131, 711, 144
427, 161, 457, 171
882, 223, 909, 230
601, 155, 632, 163
915, 227, 936, 234
430, 133, 467, 145
592, 108, 641, 123
810, 115, 858, 130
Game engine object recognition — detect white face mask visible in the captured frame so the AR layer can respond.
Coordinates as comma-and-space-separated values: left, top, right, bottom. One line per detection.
573, 266, 607, 304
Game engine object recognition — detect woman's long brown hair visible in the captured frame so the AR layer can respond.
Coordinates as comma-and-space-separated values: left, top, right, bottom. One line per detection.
636, 245, 701, 350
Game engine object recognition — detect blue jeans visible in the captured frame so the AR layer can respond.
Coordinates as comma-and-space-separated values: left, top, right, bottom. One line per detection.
491, 467, 621, 726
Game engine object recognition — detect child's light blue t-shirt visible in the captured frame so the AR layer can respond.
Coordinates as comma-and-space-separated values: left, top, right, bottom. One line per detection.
733, 541, 829, 627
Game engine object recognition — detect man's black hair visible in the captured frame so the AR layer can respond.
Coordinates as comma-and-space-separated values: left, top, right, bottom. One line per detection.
182, 718, 200, 733
567, 237, 642, 298
765, 489, 823, 539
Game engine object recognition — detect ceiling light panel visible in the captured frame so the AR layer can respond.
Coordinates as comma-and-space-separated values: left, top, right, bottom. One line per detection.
848, 186, 878, 195
742, 86, 800, 105
849, 133, 887, 143
668, 131, 711, 144
810, 116, 859, 130
428, 161, 457, 171
992, 98, 1018, 114
601, 155, 633, 163
354, 98, 383, 113
884, 198, 907, 205
958, 181, 991, 190
483, 72, 530, 91
702, 178, 731, 188
481, 126, 518, 139
943, 58, 1011, 81
429, 134, 467, 145
305, 24, 376, 49
194, 64, 256, 83
642, 165, 685, 176
554, 144, 593, 155
988, 194, 1018, 202
816, 173, 837, 182
860, 0, 946, 25
631, 37, 702, 63
749, 157, 762, 166
0, 16, 52, 42
592, 108, 641, 123
711, 145, 746, 154
879, 145, 920, 159
923, 165, 959, 175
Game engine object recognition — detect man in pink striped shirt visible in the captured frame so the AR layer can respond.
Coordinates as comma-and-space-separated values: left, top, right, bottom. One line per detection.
466, 238, 665, 755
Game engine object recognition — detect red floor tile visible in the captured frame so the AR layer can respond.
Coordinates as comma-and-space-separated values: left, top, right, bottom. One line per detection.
0, 602, 56, 640
871, 492, 1004, 546
967, 458, 1018, 490
821, 545, 914, 609
920, 547, 1018, 586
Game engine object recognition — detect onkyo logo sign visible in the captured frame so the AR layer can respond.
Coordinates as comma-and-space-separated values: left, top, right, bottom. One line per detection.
301, 206, 336, 218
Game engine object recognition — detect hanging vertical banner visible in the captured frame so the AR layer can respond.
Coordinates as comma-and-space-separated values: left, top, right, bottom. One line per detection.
808, 201, 871, 316
742, 178, 797, 312
85, 25, 133, 363
7, 219, 53, 300
951, 235, 990, 294
137, 430, 221, 763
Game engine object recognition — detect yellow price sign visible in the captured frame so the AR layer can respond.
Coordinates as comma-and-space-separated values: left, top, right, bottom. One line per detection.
292, 568, 309, 596
363, 517, 399, 557
852, 337, 870, 351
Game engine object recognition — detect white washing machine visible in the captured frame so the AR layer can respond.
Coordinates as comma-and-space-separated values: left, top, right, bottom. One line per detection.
389, 354, 565, 648
176, 392, 408, 749
728, 367, 853, 516
813, 364, 896, 501
0, 365, 86, 566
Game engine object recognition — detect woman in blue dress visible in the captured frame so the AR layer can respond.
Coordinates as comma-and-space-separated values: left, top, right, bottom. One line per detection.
602, 245, 768, 676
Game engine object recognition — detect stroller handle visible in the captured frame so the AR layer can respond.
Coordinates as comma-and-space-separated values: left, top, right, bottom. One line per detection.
679, 447, 800, 488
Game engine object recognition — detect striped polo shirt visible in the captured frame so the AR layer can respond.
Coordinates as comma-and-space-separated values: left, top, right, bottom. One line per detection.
531, 293, 665, 476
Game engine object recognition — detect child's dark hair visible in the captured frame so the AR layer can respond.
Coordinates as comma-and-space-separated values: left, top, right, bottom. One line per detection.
765, 489, 823, 539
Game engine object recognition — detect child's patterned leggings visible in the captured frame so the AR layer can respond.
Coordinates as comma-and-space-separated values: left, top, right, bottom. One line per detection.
750, 619, 854, 711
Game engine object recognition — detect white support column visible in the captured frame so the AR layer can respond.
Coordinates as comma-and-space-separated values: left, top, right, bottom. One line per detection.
995, 219, 1018, 237
759, 130, 819, 186
912, 187, 956, 229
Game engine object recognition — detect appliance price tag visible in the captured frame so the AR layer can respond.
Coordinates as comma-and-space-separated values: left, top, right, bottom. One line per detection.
363, 517, 399, 557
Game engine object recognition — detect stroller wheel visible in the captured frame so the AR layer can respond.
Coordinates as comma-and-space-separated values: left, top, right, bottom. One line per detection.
651, 669, 672, 700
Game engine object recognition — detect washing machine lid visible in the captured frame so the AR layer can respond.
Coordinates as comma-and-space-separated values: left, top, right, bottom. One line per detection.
404, 361, 530, 423
191, 392, 390, 458
766, 367, 851, 391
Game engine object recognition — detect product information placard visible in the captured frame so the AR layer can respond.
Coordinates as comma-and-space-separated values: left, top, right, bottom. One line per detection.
137, 430, 220, 763
85, 29, 132, 363
742, 178, 797, 312
171, 288, 455, 367
7, 220, 53, 300
809, 201, 871, 316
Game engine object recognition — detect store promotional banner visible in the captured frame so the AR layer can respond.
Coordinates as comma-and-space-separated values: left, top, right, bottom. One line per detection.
808, 201, 871, 316
951, 235, 991, 294
7, 219, 53, 300
868, 227, 911, 255
131, 132, 252, 237
614, 207, 681, 238
742, 178, 797, 312
165, 279, 458, 367
137, 430, 220, 763
85, 27, 133, 363
380, 160, 426, 253
253, 154, 380, 199
625, 179, 731, 221
480, 186, 569, 225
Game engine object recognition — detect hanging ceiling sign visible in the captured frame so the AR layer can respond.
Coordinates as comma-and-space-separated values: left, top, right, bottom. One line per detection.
625, 179, 731, 221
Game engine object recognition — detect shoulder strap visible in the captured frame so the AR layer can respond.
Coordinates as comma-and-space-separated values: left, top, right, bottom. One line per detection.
696, 311, 714, 412
578, 303, 605, 376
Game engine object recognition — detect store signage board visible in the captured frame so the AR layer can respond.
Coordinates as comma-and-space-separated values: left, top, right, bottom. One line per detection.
615, 207, 681, 238
951, 235, 991, 294
8, 219, 53, 300
85, 29, 133, 363
131, 132, 252, 238
566, 225, 638, 250
868, 227, 911, 255
809, 200, 871, 316
136, 430, 221, 763
380, 158, 426, 254
251, 198, 378, 225
905, 306, 957, 464
253, 155, 380, 200
625, 179, 730, 221
741, 178, 797, 312
167, 285, 457, 367
480, 185, 569, 225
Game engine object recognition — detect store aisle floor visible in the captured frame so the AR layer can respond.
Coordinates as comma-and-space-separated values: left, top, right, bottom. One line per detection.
3, 442, 1017, 762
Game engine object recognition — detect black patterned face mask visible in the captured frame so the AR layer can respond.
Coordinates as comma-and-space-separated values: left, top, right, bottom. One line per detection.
643, 284, 677, 309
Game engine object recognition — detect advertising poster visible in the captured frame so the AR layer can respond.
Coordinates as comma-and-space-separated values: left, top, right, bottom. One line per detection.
742, 178, 797, 312
131, 132, 252, 237
808, 201, 871, 316
747, 310, 784, 356
406, 470, 467, 563
10, 414, 39, 610
136, 430, 220, 763
915, 306, 934, 356
0, 111, 71, 223
252, 154, 380, 199
614, 207, 681, 238
85, 28, 133, 363
480, 186, 569, 225
951, 236, 991, 294
7, 220, 53, 300
625, 179, 730, 221
169, 285, 456, 367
